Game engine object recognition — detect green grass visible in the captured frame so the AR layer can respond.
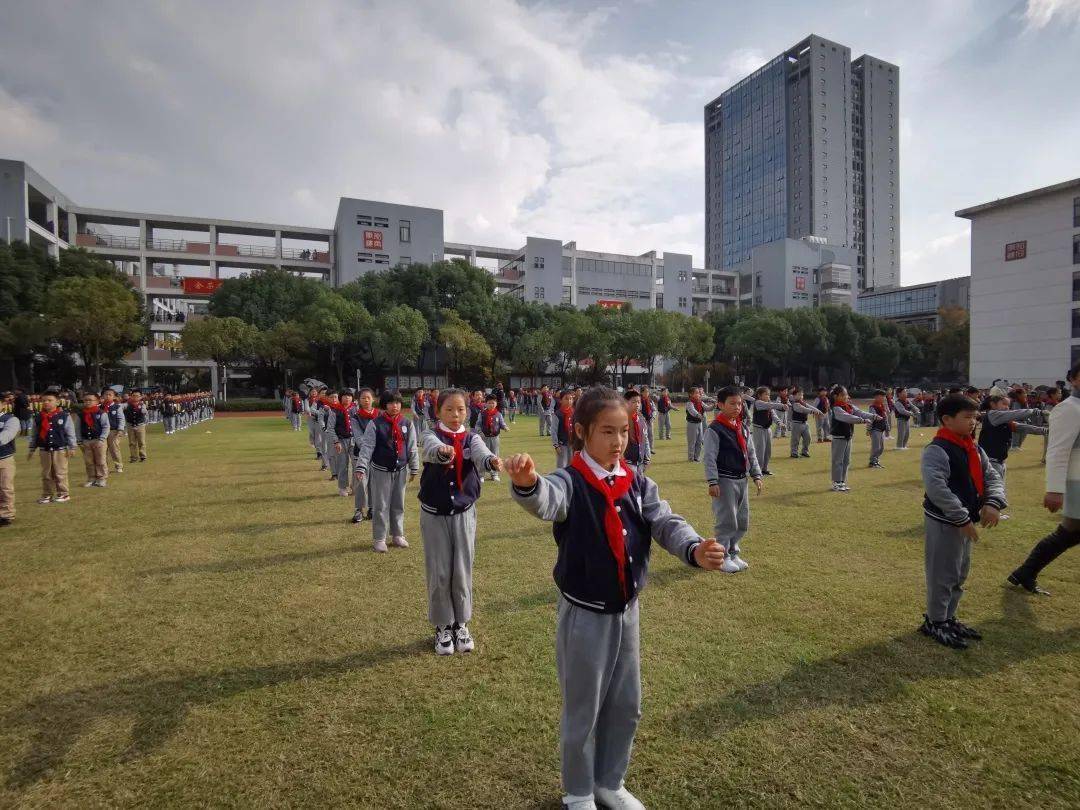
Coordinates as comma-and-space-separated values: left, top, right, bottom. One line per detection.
1, 413, 1078, 808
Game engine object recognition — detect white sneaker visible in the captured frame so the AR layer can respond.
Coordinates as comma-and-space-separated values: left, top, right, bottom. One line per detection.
373, 539, 388, 553
454, 624, 475, 653
37, 496, 52, 504
435, 626, 454, 656
594, 785, 646, 810
563, 797, 598, 810
93, 480, 107, 488
831, 482, 843, 492
338, 488, 349, 497
1000, 513, 1011, 521
391, 536, 409, 548
720, 557, 742, 574
840, 483, 851, 492
82, 481, 95, 488
732, 555, 749, 571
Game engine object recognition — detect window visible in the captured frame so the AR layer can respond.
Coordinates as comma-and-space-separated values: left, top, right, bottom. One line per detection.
1073, 308, 1080, 339
1074, 196, 1080, 228
1075, 234, 1080, 265
1073, 271, 1080, 302
534, 256, 545, 269
534, 286, 546, 300
656, 293, 663, 309
374, 254, 390, 265
399, 220, 411, 243
1005, 241, 1027, 261
678, 296, 687, 308
400, 256, 411, 265
356, 214, 373, 226
677, 270, 688, 282
357, 252, 373, 263
373, 216, 389, 227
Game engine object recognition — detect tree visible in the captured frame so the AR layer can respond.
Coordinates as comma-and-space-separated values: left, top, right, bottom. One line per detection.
632, 309, 681, 383
551, 307, 611, 383
0, 241, 47, 320
0, 313, 51, 389
343, 260, 496, 330
438, 309, 492, 385
181, 316, 259, 399
45, 275, 147, 390
930, 307, 969, 380
254, 320, 310, 390
671, 316, 716, 389
860, 335, 901, 381
511, 328, 554, 378
372, 305, 429, 381
299, 295, 373, 388
209, 267, 330, 331
724, 310, 793, 383
819, 305, 861, 383
778, 308, 830, 382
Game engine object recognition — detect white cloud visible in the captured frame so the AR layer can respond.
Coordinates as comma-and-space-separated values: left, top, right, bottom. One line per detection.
1023, 0, 1080, 30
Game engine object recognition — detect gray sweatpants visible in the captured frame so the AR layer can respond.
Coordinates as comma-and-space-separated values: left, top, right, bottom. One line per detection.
789, 422, 811, 456
658, 412, 671, 440
334, 442, 353, 484
711, 477, 748, 557
483, 435, 500, 478
421, 507, 477, 627
555, 444, 573, 469
752, 426, 771, 472
413, 414, 427, 435
353, 462, 371, 513
687, 422, 703, 461
556, 596, 641, 798
896, 418, 911, 448
989, 459, 1007, 496
831, 437, 852, 483
924, 517, 971, 622
643, 417, 654, 448
540, 413, 552, 436
290, 413, 301, 431
814, 414, 829, 442
869, 430, 886, 465
369, 466, 408, 541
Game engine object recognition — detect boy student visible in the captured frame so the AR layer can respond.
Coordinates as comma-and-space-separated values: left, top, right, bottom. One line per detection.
622, 389, 651, 476
412, 388, 429, 434
705, 385, 764, 573
468, 390, 485, 431
657, 387, 675, 440
77, 391, 110, 488
355, 390, 420, 553
685, 386, 707, 462
977, 394, 1047, 514
893, 388, 920, 449
813, 387, 831, 443
0, 392, 19, 525
506, 386, 726, 810
867, 390, 890, 468
638, 385, 656, 448
304, 387, 322, 459
476, 394, 509, 482
417, 388, 502, 655
288, 390, 303, 431
772, 385, 791, 439
553, 389, 577, 469
349, 388, 380, 524
319, 391, 339, 476
539, 385, 557, 437
828, 386, 874, 492
787, 388, 824, 458
506, 388, 518, 423
326, 389, 357, 497
123, 391, 149, 463
100, 389, 126, 473
750, 386, 786, 476
425, 388, 439, 427
28, 390, 77, 504
919, 394, 1006, 649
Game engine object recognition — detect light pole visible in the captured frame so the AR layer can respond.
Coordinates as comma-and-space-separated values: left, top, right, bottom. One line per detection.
4, 216, 11, 244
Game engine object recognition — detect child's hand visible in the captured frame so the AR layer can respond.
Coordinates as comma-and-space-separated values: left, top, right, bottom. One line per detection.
355, 470, 365, 481
694, 538, 728, 570
489, 456, 504, 472
708, 484, 720, 498
505, 453, 538, 488
334, 442, 342, 452
979, 505, 1000, 528
1044, 492, 1064, 513
960, 521, 980, 542
754, 478, 764, 495
439, 445, 455, 462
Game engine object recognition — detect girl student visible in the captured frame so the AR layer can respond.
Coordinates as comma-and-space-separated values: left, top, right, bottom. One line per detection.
552, 388, 577, 469
828, 385, 875, 492
506, 386, 726, 810
417, 388, 503, 655
349, 387, 380, 524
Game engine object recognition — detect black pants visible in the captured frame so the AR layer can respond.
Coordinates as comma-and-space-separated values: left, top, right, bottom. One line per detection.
1011, 517, 1080, 584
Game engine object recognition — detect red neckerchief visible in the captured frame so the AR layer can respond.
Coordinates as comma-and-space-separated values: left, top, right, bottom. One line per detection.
935, 427, 984, 497
779, 394, 789, 404
483, 408, 498, 435
82, 407, 98, 430
630, 413, 643, 448
690, 394, 703, 412
437, 426, 467, 490
291, 395, 301, 411
559, 406, 574, 441
836, 401, 853, 413
331, 402, 353, 436
817, 396, 830, 411
714, 412, 748, 462
383, 412, 404, 457
39, 408, 56, 440
356, 407, 379, 421
642, 397, 653, 418
871, 403, 887, 419
570, 452, 635, 599
541, 394, 551, 408
661, 395, 670, 408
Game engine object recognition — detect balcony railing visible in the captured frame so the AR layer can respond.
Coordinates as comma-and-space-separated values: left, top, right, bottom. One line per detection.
281, 247, 331, 262
76, 232, 142, 250
78, 233, 331, 262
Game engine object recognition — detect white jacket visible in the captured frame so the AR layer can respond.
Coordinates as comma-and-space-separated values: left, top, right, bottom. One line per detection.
1045, 392, 1080, 498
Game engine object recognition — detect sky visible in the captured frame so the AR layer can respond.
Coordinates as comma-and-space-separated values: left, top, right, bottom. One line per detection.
1, 0, 1078, 284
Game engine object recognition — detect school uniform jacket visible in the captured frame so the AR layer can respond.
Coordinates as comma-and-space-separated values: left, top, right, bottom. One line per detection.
921, 438, 1006, 526
28, 409, 77, 451
102, 402, 126, 432
893, 398, 919, 420
350, 409, 381, 456
0, 413, 19, 460
511, 460, 703, 614
354, 414, 420, 476
978, 408, 1046, 462
417, 426, 497, 515
830, 404, 873, 439
476, 409, 507, 438
789, 401, 822, 423
77, 409, 111, 442
124, 402, 148, 427
624, 413, 651, 465
751, 398, 785, 428
704, 417, 761, 484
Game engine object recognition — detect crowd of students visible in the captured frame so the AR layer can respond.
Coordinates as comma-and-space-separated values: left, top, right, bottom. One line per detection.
284, 372, 1078, 810
0, 387, 213, 524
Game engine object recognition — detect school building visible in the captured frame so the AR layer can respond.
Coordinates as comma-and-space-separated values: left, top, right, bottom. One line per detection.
957, 176, 1080, 387
855, 276, 970, 332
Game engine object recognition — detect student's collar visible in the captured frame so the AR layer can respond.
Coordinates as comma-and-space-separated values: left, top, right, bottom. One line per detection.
581, 449, 626, 478
438, 421, 467, 434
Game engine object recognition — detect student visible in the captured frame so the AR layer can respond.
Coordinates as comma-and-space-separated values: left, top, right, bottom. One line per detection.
772, 386, 791, 439
893, 389, 920, 450
506, 388, 518, 423
1039, 388, 1062, 464
123, 391, 149, 464
319, 391, 339, 476
920, 394, 1006, 649
705, 385, 764, 574
813, 387, 831, 443
468, 390, 485, 431
1009, 387, 1031, 449
0, 392, 19, 525
355, 390, 420, 553
685, 386, 707, 462
977, 394, 1047, 517
288, 390, 303, 432
539, 385, 556, 437
304, 387, 322, 460
787, 387, 823, 459
426, 388, 439, 428
412, 388, 429, 434
77, 391, 110, 488
505, 385, 726, 810
656, 387, 676, 440
829, 386, 874, 492
27, 390, 77, 504
476, 394, 509, 482
417, 388, 502, 655
100, 389, 126, 473
327, 389, 357, 498
553, 389, 576, 469
349, 388, 380, 524
867, 390, 890, 468
750, 386, 786, 475
638, 385, 656, 448
622, 389, 651, 476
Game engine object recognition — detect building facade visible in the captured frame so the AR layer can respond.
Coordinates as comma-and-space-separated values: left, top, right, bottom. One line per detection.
333, 198, 444, 286
957, 177, 1080, 386
736, 236, 855, 310
705, 34, 898, 293
856, 276, 969, 331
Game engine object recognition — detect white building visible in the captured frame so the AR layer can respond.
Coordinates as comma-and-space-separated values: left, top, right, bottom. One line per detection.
956, 177, 1080, 386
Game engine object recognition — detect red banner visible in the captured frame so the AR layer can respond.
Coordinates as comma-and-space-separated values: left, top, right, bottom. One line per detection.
596, 299, 628, 310
364, 230, 384, 250
182, 277, 223, 295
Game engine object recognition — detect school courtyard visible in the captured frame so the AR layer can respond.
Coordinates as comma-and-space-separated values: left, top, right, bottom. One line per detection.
0, 413, 1077, 808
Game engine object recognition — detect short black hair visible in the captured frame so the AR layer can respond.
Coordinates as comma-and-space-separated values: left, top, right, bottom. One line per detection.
379, 390, 403, 408
485, 394, 497, 403
624, 389, 641, 400
937, 394, 978, 420
947, 387, 962, 394
873, 389, 886, 396
964, 386, 980, 396
357, 387, 374, 398
715, 385, 741, 403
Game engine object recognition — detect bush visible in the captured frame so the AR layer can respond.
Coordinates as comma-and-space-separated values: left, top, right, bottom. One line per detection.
214, 398, 285, 412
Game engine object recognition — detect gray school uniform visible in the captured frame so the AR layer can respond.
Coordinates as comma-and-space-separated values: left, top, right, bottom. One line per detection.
419, 429, 497, 627
324, 408, 356, 485
704, 422, 762, 557
983, 408, 1047, 487
317, 405, 333, 467
477, 410, 507, 479
921, 443, 1005, 622
685, 400, 706, 461
868, 407, 888, 466
788, 401, 822, 456
540, 396, 556, 436
510, 469, 702, 799
356, 419, 420, 541
830, 404, 873, 484
893, 398, 919, 448
752, 399, 786, 472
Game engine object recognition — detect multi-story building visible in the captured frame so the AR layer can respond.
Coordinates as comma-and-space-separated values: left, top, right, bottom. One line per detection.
333, 198, 444, 285
856, 276, 969, 331
957, 177, 1080, 386
705, 34, 899, 293
736, 236, 855, 310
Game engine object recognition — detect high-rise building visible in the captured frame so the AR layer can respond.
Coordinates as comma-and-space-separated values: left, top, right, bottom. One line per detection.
705, 34, 899, 293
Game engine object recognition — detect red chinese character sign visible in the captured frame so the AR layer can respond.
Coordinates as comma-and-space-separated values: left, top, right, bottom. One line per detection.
596, 299, 629, 310
182, 278, 224, 295
364, 230, 383, 250
795, 276, 806, 291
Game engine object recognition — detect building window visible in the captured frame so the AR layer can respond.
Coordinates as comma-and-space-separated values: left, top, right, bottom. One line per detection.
678, 296, 687, 308
534, 286, 546, 300
1073, 308, 1080, 339
1004, 240, 1027, 261
1074, 196, 1080, 227
356, 214, 373, 226
656, 293, 663, 309
399, 221, 411, 243
400, 256, 411, 265
1075, 234, 1080, 265
677, 270, 688, 282
534, 256, 545, 269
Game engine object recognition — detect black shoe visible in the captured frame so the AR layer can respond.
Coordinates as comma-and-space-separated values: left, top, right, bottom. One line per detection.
350, 511, 364, 524
762, 470, 774, 476
329, 474, 337, 481
790, 454, 800, 459
0, 517, 11, 526
365, 508, 373, 520
918, 615, 967, 649
946, 618, 982, 641
869, 462, 884, 469
800, 452, 811, 458
1007, 572, 1050, 596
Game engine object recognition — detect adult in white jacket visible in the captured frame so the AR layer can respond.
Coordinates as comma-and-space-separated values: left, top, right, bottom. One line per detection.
1008, 364, 1080, 595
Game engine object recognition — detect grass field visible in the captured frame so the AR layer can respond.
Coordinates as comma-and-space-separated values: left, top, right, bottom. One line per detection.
1, 411, 1078, 808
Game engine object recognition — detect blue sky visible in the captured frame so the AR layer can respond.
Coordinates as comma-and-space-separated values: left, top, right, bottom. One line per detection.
1, 0, 1077, 283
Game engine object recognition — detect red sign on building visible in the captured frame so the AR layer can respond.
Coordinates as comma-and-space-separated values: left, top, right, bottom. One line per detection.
364, 230, 384, 250
794, 276, 806, 291
596, 299, 629, 310
182, 277, 224, 295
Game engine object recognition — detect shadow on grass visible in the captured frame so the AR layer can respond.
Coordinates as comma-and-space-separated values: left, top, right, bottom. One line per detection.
3, 638, 430, 789
141, 544, 373, 577
194, 493, 341, 506
671, 589, 1079, 739
151, 519, 347, 540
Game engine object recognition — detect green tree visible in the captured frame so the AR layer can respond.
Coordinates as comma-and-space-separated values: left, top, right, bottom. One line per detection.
551, 307, 611, 383
930, 307, 969, 379
511, 328, 554, 378
860, 335, 901, 381
209, 267, 330, 330
724, 310, 794, 383
0, 241, 47, 320
254, 320, 310, 390
438, 309, 492, 385
372, 305, 429, 381
670, 315, 716, 389
778, 308, 831, 382
0, 313, 51, 389
819, 305, 861, 383
180, 316, 260, 399
299, 296, 373, 389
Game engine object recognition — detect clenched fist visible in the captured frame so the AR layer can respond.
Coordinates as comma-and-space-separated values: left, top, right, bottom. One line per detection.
693, 538, 728, 570
505, 453, 538, 488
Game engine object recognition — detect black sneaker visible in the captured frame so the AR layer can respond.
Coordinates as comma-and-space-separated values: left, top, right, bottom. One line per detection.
762, 470, 774, 476
946, 618, 982, 641
800, 452, 811, 458
350, 511, 364, 524
918, 615, 967, 649
1007, 573, 1050, 596
790, 454, 800, 459
0, 517, 11, 527
365, 508, 373, 520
